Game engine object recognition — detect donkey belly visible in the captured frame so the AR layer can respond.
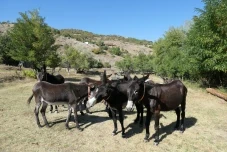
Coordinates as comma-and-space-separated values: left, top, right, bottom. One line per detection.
41, 97, 68, 105
163, 98, 182, 111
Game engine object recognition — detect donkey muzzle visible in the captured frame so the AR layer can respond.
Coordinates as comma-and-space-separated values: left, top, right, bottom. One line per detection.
86, 97, 97, 108
126, 100, 134, 111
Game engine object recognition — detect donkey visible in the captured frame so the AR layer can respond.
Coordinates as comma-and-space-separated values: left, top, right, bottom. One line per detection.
126, 79, 187, 145
27, 81, 89, 130
37, 71, 65, 113
86, 74, 152, 137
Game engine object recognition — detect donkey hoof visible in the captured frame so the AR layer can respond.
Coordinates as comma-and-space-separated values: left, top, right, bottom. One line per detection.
112, 131, 117, 136
143, 138, 149, 142
54, 111, 58, 113
65, 125, 70, 130
77, 127, 83, 131
174, 127, 179, 131
122, 133, 126, 138
154, 141, 159, 146
38, 125, 42, 128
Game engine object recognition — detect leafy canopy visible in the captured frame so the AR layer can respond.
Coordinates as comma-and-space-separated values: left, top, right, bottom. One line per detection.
8, 9, 58, 69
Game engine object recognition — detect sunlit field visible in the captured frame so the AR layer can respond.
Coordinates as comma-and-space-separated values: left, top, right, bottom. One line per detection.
0, 65, 227, 152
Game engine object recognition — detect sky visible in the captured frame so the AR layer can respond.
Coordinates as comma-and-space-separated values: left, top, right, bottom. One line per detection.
1, 0, 204, 42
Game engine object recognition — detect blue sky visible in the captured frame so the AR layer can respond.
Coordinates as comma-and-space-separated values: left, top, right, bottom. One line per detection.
1, 0, 204, 41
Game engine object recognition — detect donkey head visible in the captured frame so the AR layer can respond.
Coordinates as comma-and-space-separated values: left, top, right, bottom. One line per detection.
86, 84, 112, 108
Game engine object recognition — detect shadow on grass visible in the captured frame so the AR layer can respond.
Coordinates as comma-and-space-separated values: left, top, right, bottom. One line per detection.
47, 114, 110, 130
148, 117, 197, 142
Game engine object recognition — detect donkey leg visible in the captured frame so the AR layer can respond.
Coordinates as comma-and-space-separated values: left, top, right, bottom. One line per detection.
111, 109, 118, 135
174, 107, 180, 130
134, 103, 140, 124
107, 106, 112, 118
73, 104, 82, 131
118, 109, 125, 137
154, 110, 160, 145
78, 101, 85, 115
144, 107, 152, 142
139, 104, 144, 127
180, 104, 186, 132
34, 102, 41, 128
54, 105, 58, 113
82, 97, 91, 114
49, 105, 53, 113
65, 106, 72, 129
40, 103, 49, 127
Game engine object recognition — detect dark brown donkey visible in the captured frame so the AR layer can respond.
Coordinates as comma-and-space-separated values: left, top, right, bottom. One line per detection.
27, 81, 88, 130
126, 79, 187, 145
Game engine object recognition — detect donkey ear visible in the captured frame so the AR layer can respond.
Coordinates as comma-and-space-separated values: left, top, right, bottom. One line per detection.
107, 74, 112, 79
133, 76, 138, 80
101, 70, 107, 84
143, 74, 150, 81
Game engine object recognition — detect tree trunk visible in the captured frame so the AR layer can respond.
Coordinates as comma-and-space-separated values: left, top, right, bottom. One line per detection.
206, 88, 227, 101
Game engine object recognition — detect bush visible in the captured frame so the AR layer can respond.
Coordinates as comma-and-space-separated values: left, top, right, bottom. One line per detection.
22, 70, 36, 78
103, 62, 111, 68
92, 48, 104, 54
110, 47, 122, 56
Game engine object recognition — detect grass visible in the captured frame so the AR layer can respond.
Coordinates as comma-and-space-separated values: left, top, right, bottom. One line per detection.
0, 65, 227, 152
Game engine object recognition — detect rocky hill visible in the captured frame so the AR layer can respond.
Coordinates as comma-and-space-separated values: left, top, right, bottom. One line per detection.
0, 23, 153, 67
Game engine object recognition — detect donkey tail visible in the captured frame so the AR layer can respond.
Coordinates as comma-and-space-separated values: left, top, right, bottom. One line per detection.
27, 94, 34, 105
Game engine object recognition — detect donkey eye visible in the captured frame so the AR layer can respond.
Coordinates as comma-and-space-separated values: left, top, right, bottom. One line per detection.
134, 90, 138, 94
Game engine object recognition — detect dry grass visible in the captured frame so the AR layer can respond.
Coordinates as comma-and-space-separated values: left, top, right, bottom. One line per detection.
0, 66, 227, 152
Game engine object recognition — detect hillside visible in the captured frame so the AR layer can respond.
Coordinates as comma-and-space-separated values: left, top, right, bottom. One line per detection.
0, 23, 153, 66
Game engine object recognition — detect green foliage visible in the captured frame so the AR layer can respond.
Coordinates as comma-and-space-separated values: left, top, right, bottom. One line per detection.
153, 27, 189, 78
46, 49, 61, 69
0, 34, 18, 65
186, 0, 227, 85
22, 69, 36, 78
59, 29, 153, 46
89, 58, 103, 68
115, 55, 134, 71
110, 47, 122, 56
7, 9, 59, 69
103, 62, 111, 68
116, 53, 153, 73
92, 48, 104, 54
62, 47, 103, 72
133, 53, 154, 73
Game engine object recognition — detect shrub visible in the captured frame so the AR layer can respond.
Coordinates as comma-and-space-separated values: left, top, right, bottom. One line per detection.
92, 48, 104, 54
103, 62, 111, 68
110, 47, 122, 56
22, 70, 36, 79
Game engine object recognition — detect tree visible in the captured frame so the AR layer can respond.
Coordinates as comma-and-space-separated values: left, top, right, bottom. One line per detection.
153, 27, 188, 78
8, 9, 58, 70
62, 47, 102, 73
187, 0, 227, 85
115, 55, 134, 72
0, 34, 17, 65
46, 49, 61, 73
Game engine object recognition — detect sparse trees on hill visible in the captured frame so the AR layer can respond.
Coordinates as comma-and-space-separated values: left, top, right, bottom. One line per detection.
62, 46, 103, 73
115, 53, 154, 73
